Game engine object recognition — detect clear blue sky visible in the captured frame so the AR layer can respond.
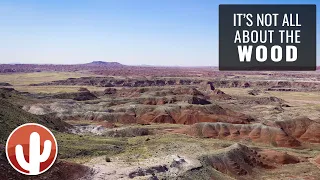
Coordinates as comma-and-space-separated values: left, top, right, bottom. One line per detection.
0, 0, 319, 66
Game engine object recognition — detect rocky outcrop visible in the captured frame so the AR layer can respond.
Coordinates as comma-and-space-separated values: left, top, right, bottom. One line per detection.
201, 143, 301, 177
186, 96, 211, 105
128, 155, 202, 179
206, 82, 215, 91
70, 125, 106, 135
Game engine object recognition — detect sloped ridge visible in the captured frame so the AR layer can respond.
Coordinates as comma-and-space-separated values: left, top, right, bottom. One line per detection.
174, 118, 320, 147
200, 143, 301, 177
270, 117, 320, 143
165, 105, 253, 125
174, 122, 301, 147
132, 104, 254, 125
0, 98, 69, 143
201, 143, 271, 176
25, 102, 254, 125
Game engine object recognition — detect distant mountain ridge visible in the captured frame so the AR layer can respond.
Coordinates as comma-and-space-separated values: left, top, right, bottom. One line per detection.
85, 61, 123, 67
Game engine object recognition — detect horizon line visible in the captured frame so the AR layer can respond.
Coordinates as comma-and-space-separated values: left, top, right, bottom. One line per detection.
0, 62, 218, 68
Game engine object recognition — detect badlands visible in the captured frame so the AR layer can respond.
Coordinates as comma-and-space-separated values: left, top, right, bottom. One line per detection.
0, 63, 319, 179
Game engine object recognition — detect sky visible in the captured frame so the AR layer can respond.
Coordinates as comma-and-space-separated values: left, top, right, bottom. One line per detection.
0, 0, 319, 66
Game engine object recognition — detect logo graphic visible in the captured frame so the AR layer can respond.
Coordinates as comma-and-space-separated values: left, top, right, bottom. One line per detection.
6, 123, 58, 175
219, 5, 316, 71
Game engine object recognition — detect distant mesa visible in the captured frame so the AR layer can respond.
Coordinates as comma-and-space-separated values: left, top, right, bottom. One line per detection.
85, 61, 124, 67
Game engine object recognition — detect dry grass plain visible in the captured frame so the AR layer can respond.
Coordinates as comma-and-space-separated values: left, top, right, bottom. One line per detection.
0, 71, 99, 85
0, 71, 106, 93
